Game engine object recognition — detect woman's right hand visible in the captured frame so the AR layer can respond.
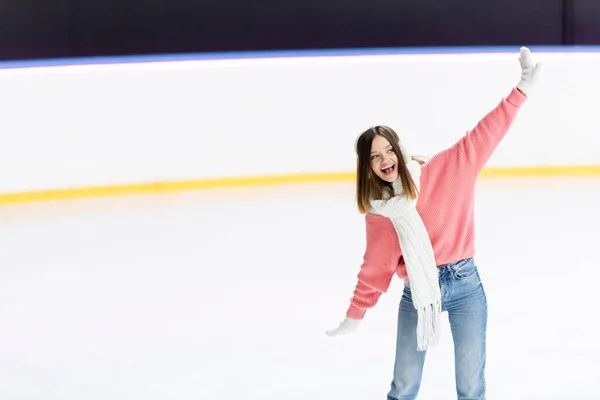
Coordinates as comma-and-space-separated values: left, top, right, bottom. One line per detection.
325, 317, 361, 337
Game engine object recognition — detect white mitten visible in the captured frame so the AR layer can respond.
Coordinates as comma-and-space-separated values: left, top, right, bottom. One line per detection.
326, 317, 361, 337
516, 46, 542, 95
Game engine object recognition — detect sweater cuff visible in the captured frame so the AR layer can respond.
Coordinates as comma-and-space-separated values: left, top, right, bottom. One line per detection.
507, 87, 528, 107
346, 304, 366, 320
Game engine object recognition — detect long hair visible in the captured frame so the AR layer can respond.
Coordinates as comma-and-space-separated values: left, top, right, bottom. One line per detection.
355, 125, 422, 214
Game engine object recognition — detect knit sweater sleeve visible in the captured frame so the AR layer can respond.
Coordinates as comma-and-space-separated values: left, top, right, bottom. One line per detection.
346, 215, 401, 320
432, 87, 528, 175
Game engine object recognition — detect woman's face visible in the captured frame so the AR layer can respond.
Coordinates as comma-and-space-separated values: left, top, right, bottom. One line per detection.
370, 134, 399, 183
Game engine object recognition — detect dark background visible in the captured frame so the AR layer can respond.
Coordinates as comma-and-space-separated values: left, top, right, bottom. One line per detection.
0, 0, 598, 62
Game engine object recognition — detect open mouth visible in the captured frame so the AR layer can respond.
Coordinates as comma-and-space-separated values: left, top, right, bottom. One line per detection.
381, 164, 395, 176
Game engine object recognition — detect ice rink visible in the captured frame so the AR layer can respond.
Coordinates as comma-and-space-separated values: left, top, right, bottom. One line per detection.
1, 177, 599, 399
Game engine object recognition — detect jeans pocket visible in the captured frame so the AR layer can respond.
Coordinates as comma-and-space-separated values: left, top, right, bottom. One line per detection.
453, 258, 478, 280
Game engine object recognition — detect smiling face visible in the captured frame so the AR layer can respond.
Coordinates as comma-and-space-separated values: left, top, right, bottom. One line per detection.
370, 134, 399, 183
355, 125, 419, 214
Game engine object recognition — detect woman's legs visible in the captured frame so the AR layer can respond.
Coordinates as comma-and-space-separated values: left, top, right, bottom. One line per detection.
386, 284, 427, 400
387, 258, 487, 400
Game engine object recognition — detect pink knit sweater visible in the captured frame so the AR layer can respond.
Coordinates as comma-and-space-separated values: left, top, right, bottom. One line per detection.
346, 87, 528, 320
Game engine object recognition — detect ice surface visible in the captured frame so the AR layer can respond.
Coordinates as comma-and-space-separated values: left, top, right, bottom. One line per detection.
0, 178, 599, 399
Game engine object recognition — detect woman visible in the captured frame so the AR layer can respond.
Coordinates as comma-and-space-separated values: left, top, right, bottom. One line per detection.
326, 47, 541, 399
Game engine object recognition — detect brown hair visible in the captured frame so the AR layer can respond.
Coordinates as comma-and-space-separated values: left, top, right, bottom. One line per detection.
355, 125, 423, 214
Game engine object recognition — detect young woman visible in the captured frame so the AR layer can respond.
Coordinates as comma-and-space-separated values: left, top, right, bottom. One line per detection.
326, 47, 541, 399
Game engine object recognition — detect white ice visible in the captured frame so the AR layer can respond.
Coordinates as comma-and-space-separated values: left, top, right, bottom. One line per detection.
0, 177, 599, 399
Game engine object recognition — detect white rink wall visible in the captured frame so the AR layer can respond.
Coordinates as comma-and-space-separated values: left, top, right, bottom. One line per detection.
1, 48, 599, 194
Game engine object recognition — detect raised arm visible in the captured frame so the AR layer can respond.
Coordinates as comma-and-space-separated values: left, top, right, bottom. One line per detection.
454, 88, 527, 174
428, 47, 541, 176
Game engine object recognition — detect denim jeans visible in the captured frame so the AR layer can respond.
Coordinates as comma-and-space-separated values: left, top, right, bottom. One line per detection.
387, 257, 487, 400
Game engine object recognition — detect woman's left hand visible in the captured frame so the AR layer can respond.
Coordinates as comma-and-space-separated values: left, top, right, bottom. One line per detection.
516, 46, 542, 95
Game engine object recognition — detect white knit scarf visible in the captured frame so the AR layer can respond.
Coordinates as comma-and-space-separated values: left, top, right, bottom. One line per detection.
369, 144, 441, 352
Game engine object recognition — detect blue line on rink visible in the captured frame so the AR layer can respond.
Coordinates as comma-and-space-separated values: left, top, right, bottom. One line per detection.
0, 45, 599, 70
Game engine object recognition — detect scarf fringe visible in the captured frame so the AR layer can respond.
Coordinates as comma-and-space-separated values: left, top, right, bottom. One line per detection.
416, 300, 442, 352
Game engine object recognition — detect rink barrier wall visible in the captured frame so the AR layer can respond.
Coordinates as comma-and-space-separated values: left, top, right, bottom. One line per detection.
1, 46, 599, 205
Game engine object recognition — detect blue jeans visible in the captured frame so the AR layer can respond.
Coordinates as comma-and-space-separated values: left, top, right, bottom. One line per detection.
387, 258, 487, 400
